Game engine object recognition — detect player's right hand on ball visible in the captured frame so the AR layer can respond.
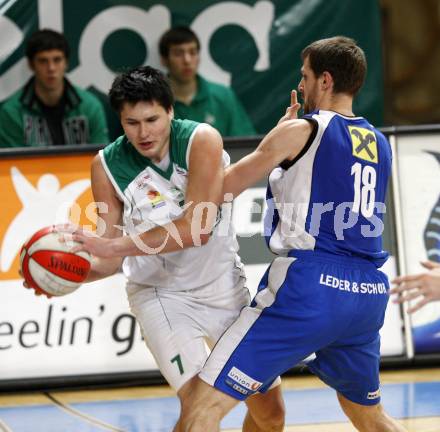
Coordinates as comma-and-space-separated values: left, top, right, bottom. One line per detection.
19, 269, 51, 298
19, 269, 34, 291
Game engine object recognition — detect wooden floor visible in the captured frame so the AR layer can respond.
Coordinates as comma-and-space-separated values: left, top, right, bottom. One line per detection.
240, 418, 440, 432
0, 368, 439, 431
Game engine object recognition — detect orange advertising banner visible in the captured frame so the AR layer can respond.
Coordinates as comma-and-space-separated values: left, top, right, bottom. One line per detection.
0, 152, 160, 383
0, 154, 96, 281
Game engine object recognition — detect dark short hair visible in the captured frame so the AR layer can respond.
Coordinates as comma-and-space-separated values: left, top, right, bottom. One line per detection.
25, 29, 70, 61
301, 36, 367, 96
159, 26, 200, 58
109, 66, 174, 113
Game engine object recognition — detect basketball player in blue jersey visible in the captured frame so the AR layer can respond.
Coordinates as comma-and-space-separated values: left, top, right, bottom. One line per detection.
179, 37, 407, 431
59, 66, 285, 432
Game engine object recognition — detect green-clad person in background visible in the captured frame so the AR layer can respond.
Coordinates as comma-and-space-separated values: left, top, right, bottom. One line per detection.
55, 66, 284, 432
159, 26, 256, 137
0, 29, 109, 148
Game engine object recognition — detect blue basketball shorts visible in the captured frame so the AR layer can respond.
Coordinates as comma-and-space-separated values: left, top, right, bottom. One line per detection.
199, 250, 390, 406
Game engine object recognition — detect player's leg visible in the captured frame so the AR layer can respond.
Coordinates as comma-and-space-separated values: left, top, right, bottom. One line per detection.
309, 329, 408, 432
337, 393, 407, 432
180, 378, 239, 432
161, 266, 250, 431
305, 257, 407, 431
179, 376, 285, 432
126, 281, 209, 430
201, 267, 285, 432
181, 256, 328, 430
172, 375, 197, 432
180, 382, 286, 432
243, 383, 285, 432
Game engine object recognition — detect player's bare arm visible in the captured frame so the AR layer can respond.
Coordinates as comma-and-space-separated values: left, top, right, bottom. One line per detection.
84, 155, 124, 281
223, 118, 313, 198
72, 125, 224, 258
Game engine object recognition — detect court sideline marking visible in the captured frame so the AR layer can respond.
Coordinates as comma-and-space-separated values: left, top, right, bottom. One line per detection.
0, 419, 13, 432
44, 392, 125, 432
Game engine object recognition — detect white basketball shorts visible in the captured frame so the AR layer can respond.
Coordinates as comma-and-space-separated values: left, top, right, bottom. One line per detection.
126, 265, 250, 391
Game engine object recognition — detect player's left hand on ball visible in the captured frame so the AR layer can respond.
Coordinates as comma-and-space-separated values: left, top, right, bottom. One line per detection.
69, 227, 114, 258
278, 90, 302, 125
53, 224, 111, 258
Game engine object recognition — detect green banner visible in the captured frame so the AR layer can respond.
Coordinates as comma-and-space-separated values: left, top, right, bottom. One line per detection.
1, 0, 384, 139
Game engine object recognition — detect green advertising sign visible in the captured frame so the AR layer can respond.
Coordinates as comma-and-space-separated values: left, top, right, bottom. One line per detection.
1, 0, 384, 139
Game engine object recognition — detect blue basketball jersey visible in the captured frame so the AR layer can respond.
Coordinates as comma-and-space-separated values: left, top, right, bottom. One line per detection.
264, 110, 392, 267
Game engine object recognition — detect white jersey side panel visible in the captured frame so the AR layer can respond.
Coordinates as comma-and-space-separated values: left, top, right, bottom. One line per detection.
268, 111, 334, 255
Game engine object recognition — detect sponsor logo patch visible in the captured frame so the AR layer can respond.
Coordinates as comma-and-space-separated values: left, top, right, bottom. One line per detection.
174, 165, 188, 176
367, 389, 381, 399
135, 174, 151, 189
147, 189, 166, 208
349, 126, 378, 163
225, 379, 249, 395
227, 366, 262, 392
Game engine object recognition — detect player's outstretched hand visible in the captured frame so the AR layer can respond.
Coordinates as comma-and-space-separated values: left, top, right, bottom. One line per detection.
420, 260, 440, 270
278, 90, 302, 125
391, 261, 440, 313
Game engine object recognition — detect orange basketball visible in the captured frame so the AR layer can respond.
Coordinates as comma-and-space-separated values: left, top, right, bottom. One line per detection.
20, 225, 91, 297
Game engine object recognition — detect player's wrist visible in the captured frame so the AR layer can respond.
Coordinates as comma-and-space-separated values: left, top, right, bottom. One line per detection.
110, 235, 142, 257
108, 236, 126, 257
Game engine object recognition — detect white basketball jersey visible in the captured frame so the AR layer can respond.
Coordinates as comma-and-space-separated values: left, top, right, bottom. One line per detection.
100, 119, 242, 290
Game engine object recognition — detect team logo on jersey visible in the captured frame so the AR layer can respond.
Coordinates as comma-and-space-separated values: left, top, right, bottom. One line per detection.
174, 165, 188, 177
135, 174, 151, 189
147, 189, 166, 208
349, 126, 378, 164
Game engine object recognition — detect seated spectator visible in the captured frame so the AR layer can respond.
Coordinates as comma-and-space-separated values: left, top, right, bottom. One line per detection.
0, 29, 109, 147
159, 26, 256, 137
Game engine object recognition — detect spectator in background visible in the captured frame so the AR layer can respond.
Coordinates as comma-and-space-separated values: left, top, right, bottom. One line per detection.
391, 261, 440, 313
0, 29, 109, 147
159, 26, 256, 137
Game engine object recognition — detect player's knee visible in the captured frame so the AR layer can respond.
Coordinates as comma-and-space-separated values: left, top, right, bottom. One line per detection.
338, 397, 390, 432
257, 408, 285, 430
177, 376, 198, 404
273, 401, 286, 427
180, 397, 223, 430
268, 405, 285, 429
251, 396, 285, 429
356, 406, 406, 432
180, 386, 220, 420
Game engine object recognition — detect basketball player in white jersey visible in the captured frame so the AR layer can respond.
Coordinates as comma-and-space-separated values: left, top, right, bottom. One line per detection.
63, 66, 285, 431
